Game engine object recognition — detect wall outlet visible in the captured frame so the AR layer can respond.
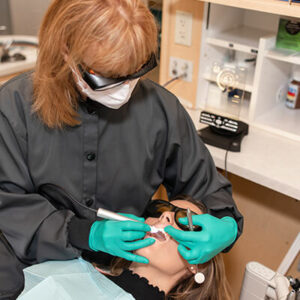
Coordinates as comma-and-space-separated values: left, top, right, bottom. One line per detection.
175, 11, 193, 47
169, 57, 193, 82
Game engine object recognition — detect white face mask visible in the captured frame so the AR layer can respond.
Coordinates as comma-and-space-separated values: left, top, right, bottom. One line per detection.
72, 67, 139, 109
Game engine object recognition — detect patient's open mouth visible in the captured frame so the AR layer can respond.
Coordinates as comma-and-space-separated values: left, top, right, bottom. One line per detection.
147, 230, 166, 241
146, 227, 168, 241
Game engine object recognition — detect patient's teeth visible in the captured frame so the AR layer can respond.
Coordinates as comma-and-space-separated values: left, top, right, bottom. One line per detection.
150, 226, 159, 233
150, 226, 165, 233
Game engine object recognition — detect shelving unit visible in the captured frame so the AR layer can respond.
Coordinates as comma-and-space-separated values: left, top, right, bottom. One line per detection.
197, 0, 300, 19
250, 35, 300, 141
265, 48, 300, 65
206, 26, 273, 54
161, 0, 300, 200
196, 3, 300, 142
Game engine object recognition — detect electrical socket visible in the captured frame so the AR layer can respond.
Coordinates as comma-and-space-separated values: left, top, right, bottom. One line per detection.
169, 56, 193, 82
175, 11, 193, 46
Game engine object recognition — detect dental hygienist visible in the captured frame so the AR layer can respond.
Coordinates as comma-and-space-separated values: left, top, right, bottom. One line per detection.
0, 0, 243, 299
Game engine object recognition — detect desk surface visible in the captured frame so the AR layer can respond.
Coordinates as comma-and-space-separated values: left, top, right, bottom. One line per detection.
187, 108, 300, 201
0, 71, 29, 85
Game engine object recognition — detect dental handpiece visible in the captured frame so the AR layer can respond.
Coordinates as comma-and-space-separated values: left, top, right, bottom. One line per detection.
96, 208, 164, 234
97, 207, 140, 222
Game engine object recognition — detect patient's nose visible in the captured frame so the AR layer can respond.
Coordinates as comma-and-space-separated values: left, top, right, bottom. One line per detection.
158, 211, 175, 226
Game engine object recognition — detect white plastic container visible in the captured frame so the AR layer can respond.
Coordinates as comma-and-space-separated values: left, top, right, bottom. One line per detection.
286, 67, 300, 109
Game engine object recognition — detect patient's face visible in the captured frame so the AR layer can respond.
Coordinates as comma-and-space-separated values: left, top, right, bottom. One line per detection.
135, 200, 202, 275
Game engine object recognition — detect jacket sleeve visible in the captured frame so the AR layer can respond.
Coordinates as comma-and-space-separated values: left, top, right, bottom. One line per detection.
162, 100, 243, 247
0, 110, 81, 264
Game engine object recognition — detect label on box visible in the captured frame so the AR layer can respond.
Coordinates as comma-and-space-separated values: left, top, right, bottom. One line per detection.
286, 83, 299, 108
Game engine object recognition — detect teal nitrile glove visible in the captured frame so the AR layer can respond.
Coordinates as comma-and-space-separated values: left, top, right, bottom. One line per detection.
89, 213, 155, 264
164, 214, 238, 264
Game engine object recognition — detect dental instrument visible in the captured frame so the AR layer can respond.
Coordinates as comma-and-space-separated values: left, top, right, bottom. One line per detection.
186, 208, 206, 284
97, 207, 139, 222
187, 208, 194, 231
97, 207, 163, 234
39, 183, 164, 235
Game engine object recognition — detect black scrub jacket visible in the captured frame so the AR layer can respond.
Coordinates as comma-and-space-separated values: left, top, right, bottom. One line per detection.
0, 72, 243, 265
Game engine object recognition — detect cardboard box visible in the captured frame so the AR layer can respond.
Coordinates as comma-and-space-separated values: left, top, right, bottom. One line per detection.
276, 18, 300, 52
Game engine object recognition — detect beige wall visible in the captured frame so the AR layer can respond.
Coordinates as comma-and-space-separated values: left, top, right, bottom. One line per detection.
224, 173, 300, 299
9, 0, 51, 35
159, 0, 205, 106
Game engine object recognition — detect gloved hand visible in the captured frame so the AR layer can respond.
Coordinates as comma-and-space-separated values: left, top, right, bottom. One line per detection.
89, 213, 155, 264
164, 214, 238, 264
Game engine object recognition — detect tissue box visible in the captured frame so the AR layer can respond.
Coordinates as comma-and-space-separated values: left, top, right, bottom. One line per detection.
276, 18, 300, 52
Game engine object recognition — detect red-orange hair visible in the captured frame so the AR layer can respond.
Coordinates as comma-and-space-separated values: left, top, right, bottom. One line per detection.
33, 0, 158, 128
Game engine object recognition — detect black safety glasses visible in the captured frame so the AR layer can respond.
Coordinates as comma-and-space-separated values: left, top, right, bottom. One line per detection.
142, 199, 202, 231
78, 53, 157, 91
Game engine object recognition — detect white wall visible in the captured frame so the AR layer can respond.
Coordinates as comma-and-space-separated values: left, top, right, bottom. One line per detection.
243, 9, 279, 32
0, 0, 12, 34
9, 0, 52, 35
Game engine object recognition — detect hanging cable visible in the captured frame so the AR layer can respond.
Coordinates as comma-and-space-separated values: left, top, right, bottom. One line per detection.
224, 147, 230, 178
224, 138, 236, 178
39, 183, 98, 214
162, 73, 204, 112
163, 73, 186, 87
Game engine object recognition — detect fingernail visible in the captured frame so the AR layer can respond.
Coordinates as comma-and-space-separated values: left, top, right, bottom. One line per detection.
145, 238, 155, 244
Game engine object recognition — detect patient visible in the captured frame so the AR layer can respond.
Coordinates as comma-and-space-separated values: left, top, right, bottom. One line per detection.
19, 196, 232, 300
97, 195, 232, 300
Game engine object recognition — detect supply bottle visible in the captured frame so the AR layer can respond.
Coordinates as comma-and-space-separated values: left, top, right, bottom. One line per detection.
286, 67, 300, 109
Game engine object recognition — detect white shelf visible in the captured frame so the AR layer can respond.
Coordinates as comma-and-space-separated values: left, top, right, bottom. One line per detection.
206, 26, 273, 54
187, 108, 300, 201
254, 102, 300, 141
265, 48, 300, 65
197, 0, 300, 19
